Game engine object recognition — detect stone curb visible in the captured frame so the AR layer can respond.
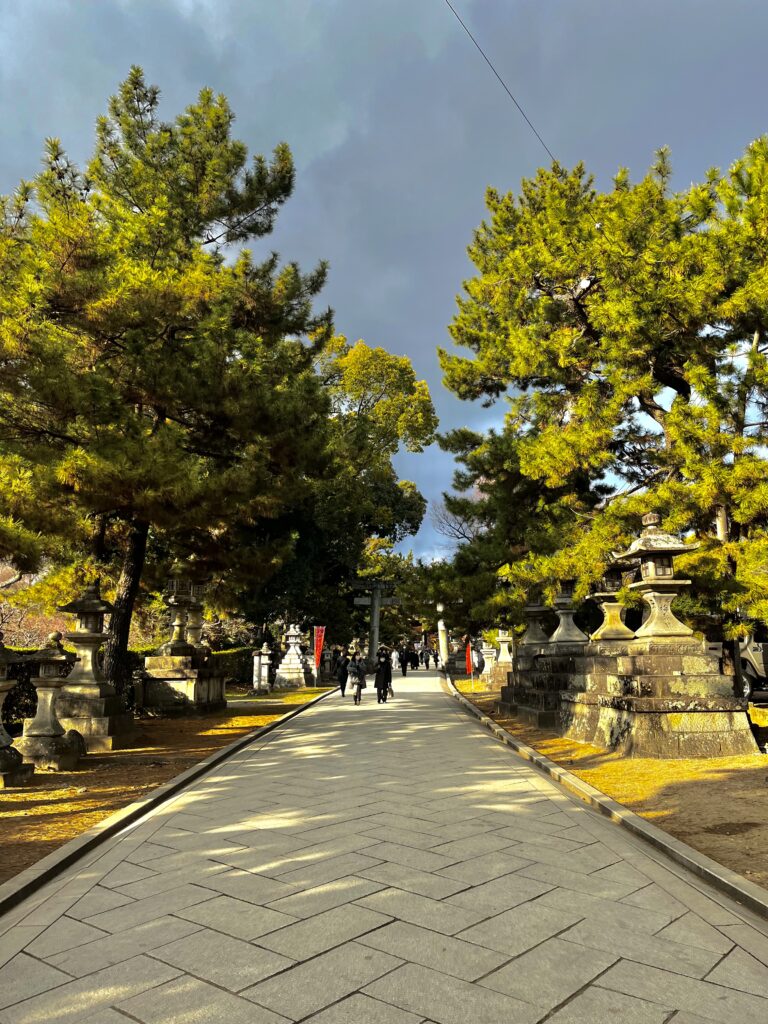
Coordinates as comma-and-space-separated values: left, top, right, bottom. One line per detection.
0, 686, 338, 920
445, 673, 768, 922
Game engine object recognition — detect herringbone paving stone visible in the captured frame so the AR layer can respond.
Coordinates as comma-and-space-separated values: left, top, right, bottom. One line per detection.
2, 674, 768, 1023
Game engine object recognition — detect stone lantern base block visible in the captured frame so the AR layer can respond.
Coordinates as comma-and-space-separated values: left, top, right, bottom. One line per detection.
56, 693, 137, 752
560, 637, 759, 758
273, 669, 310, 691
0, 745, 35, 788
496, 671, 518, 717
515, 641, 588, 730
16, 729, 85, 771
138, 655, 226, 715
562, 693, 757, 758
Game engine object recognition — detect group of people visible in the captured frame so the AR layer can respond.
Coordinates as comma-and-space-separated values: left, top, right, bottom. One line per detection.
391, 645, 439, 675
332, 645, 398, 705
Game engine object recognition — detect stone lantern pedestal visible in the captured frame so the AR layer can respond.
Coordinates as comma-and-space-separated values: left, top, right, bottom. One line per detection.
561, 516, 758, 757
16, 634, 85, 771
55, 583, 136, 752
514, 587, 589, 729
0, 635, 34, 788
138, 574, 225, 715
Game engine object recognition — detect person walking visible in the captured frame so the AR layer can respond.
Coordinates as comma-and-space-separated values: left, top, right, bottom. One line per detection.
349, 651, 367, 705
397, 646, 408, 677
374, 647, 392, 704
335, 647, 350, 697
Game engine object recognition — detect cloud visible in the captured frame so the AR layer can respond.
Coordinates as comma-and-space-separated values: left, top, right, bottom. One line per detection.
2, 0, 768, 557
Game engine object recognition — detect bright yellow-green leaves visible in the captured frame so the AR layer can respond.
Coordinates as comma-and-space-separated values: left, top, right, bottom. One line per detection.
442, 138, 768, 629
325, 338, 438, 457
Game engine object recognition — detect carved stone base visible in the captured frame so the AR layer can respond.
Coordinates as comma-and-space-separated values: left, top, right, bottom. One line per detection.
562, 692, 757, 757
559, 636, 758, 757
56, 693, 137, 751
138, 655, 226, 715
16, 729, 85, 771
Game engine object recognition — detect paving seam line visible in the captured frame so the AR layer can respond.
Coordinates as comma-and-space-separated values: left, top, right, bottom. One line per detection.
444, 673, 768, 922
0, 686, 338, 920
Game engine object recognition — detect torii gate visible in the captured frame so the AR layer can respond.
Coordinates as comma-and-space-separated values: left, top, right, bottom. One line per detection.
352, 579, 400, 656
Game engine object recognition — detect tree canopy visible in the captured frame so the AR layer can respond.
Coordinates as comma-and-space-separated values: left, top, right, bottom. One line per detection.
439, 139, 768, 637
0, 68, 436, 676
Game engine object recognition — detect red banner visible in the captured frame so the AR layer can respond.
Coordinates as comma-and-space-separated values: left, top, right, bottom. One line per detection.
465, 642, 473, 676
314, 626, 326, 670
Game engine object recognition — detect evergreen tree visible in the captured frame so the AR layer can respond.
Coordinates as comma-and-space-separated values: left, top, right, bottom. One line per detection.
0, 68, 332, 688
440, 140, 768, 635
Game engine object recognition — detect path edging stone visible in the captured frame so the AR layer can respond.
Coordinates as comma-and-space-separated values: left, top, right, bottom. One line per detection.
0, 687, 337, 920
445, 673, 768, 922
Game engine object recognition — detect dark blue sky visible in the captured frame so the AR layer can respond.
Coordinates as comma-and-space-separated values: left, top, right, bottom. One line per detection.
2, 0, 768, 558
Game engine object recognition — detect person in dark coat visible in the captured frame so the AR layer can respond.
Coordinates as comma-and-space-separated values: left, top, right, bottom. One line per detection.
397, 647, 408, 677
335, 647, 350, 696
374, 647, 392, 704
349, 652, 367, 705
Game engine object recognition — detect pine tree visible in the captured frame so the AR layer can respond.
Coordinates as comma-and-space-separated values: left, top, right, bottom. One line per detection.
0, 68, 332, 689
440, 140, 768, 635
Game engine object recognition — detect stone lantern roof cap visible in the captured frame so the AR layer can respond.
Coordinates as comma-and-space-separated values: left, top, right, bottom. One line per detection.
58, 582, 114, 616
615, 512, 699, 561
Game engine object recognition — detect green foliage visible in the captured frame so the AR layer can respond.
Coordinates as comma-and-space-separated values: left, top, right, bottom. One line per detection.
245, 336, 437, 639
0, 67, 332, 683
439, 139, 768, 635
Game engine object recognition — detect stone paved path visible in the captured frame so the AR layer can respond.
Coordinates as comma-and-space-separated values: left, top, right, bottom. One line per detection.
3, 674, 768, 1023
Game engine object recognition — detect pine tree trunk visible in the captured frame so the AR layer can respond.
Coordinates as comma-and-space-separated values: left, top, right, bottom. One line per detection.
104, 520, 149, 702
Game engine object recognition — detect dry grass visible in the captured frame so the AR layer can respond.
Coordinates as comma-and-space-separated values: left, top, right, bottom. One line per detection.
454, 679, 768, 891
0, 687, 332, 884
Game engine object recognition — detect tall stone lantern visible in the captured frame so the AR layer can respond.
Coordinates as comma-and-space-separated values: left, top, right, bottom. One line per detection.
16, 633, 85, 770
59, 583, 115, 698
56, 582, 136, 751
590, 564, 636, 641
436, 602, 449, 669
160, 563, 195, 656
0, 633, 34, 787
274, 624, 309, 689
617, 513, 696, 638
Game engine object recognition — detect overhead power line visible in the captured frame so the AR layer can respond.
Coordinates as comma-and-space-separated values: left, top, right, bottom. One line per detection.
443, 0, 557, 164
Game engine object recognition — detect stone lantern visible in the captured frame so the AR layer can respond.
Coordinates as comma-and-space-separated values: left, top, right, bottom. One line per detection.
617, 513, 696, 638
496, 618, 514, 666
590, 563, 636, 641
56, 581, 136, 752
549, 579, 589, 644
16, 633, 85, 770
0, 633, 34, 787
436, 602, 449, 668
58, 582, 115, 698
185, 578, 210, 650
480, 638, 497, 678
160, 563, 195, 656
274, 624, 309, 689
